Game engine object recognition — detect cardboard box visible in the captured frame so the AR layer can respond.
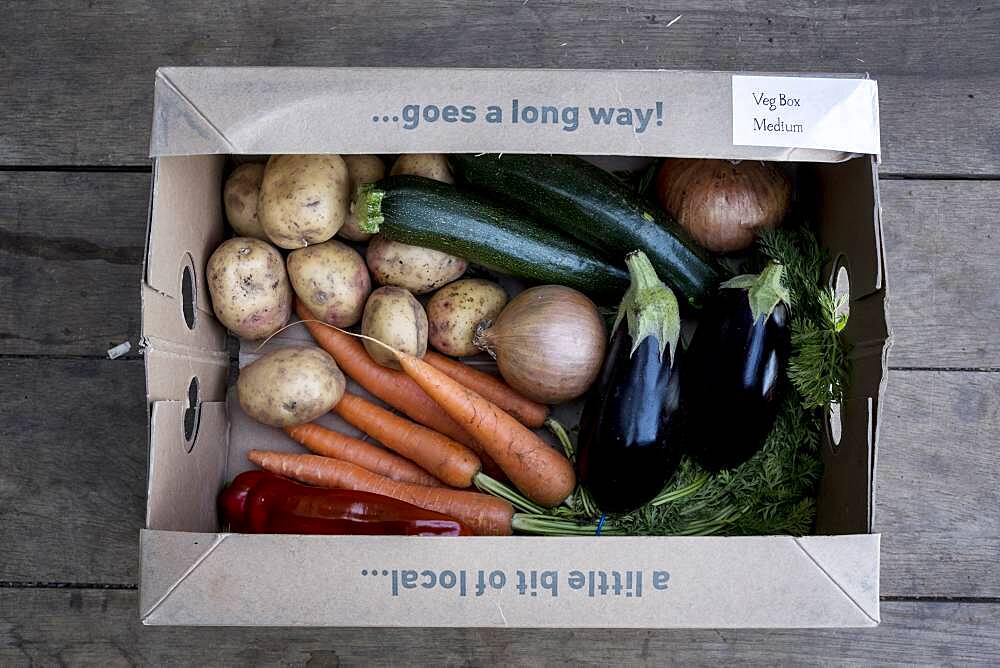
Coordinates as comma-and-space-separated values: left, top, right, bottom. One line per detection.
140, 68, 887, 627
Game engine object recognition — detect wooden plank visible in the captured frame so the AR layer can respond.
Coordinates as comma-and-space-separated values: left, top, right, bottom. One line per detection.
880, 180, 1000, 368
0, 359, 147, 584
1, 1, 998, 175
875, 370, 1000, 598
1, 360, 996, 598
0, 172, 147, 357
882, 534, 999, 600
1, 590, 998, 665
4, 173, 997, 368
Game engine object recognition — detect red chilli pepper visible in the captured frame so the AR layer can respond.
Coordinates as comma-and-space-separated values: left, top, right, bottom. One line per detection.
219, 471, 472, 536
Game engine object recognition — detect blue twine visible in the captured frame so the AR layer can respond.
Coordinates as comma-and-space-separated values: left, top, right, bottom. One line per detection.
595, 513, 607, 536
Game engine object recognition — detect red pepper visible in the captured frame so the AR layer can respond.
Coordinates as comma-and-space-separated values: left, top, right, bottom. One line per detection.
218, 470, 270, 532
219, 471, 472, 536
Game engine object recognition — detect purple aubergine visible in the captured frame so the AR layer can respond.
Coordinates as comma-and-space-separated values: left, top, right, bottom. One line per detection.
681, 262, 791, 472
576, 251, 684, 513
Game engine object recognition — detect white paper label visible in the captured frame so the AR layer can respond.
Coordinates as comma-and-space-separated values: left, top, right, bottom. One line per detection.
732, 75, 880, 155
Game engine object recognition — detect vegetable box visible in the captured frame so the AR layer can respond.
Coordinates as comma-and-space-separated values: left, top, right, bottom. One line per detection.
140, 68, 887, 627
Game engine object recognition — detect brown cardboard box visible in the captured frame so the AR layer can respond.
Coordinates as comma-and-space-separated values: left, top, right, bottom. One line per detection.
140, 68, 887, 627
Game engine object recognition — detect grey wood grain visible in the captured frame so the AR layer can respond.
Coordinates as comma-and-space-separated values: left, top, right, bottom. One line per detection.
0, 172, 146, 357
1, 361, 996, 598
876, 370, 1000, 597
2, 1, 998, 175
880, 180, 1000, 368
0, 359, 147, 584
1, 590, 998, 665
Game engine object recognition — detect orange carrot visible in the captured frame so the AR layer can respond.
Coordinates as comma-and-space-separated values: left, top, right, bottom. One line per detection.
395, 352, 576, 508
296, 300, 506, 478
284, 422, 442, 488
334, 393, 481, 489
248, 450, 514, 536
424, 351, 549, 428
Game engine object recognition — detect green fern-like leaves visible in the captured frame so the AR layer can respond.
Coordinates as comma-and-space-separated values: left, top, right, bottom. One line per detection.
759, 227, 852, 409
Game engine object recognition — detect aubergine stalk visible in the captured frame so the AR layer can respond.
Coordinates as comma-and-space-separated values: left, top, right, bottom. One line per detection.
681, 262, 791, 472
575, 250, 684, 513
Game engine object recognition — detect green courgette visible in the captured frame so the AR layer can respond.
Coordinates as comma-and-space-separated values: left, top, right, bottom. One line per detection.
357, 175, 629, 300
449, 154, 723, 306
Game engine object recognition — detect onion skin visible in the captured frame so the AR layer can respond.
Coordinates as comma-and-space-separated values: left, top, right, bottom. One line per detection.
655, 159, 791, 253
475, 285, 606, 404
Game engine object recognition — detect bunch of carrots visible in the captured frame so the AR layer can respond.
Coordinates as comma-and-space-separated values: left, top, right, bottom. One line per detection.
247, 300, 577, 536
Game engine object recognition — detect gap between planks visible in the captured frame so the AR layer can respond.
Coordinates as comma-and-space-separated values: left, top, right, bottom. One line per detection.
2, 581, 995, 604
2, 164, 1000, 181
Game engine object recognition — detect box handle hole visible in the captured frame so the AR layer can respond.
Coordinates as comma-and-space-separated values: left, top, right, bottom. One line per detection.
826, 401, 843, 452
829, 257, 850, 329
181, 254, 197, 331
183, 376, 201, 453
824, 257, 850, 453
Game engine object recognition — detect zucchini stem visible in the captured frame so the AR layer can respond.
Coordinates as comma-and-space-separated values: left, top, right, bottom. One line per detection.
354, 184, 385, 234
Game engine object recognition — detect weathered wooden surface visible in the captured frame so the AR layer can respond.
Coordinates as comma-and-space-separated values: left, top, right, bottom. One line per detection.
0, 359, 146, 584
2, 591, 999, 666
3, 1, 999, 662
0, 172, 145, 357
879, 180, 1000, 369
875, 370, 1000, 598
2, 1, 999, 175
3, 174, 997, 367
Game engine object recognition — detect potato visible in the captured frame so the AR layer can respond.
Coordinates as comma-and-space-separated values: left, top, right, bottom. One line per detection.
287, 240, 371, 328
258, 154, 350, 249
366, 234, 467, 295
223, 163, 268, 240
427, 279, 508, 357
339, 155, 385, 242
206, 237, 292, 340
361, 286, 428, 369
237, 346, 345, 427
372, 155, 464, 294
390, 153, 454, 183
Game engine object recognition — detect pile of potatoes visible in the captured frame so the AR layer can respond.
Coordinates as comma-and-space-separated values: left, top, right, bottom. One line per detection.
208, 153, 509, 427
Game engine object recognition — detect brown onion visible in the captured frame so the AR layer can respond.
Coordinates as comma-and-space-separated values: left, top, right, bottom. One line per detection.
474, 285, 606, 404
655, 158, 791, 253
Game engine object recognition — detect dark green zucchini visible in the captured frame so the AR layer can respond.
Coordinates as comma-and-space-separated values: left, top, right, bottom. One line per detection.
449, 154, 723, 306
357, 175, 629, 300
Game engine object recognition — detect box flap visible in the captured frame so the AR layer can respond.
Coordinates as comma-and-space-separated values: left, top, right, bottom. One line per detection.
813, 157, 888, 534
144, 155, 225, 315
152, 69, 238, 156
794, 534, 880, 623
141, 284, 229, 359
142, 155, 228, 372
146, 401, 229, 532
144, 345, 228, 404
149, 67, 875, 162
140, 533, 879, 627
139, 530, 228, 620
